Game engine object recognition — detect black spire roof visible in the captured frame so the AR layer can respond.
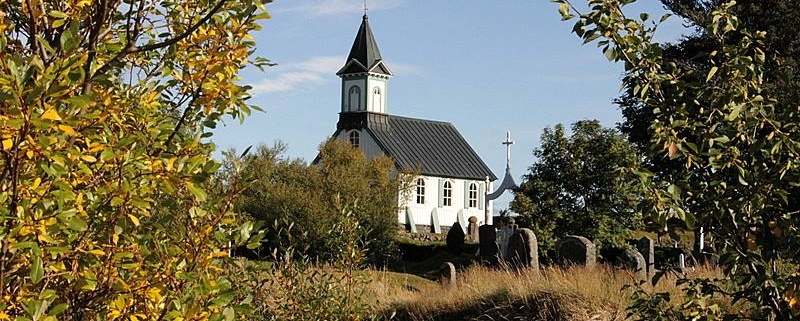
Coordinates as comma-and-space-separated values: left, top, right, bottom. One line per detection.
337, 15, 392, 76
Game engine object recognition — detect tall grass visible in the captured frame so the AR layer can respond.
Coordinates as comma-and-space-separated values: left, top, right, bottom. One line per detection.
365, 264, 724, 321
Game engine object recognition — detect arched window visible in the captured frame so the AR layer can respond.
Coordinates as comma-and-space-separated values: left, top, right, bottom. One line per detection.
372, 86, 382, 112
443, 181, 452, 206
468, 183, 478, 208
349, 131, 359, 148
348, 86, 361, 111
415, 178, 425, 204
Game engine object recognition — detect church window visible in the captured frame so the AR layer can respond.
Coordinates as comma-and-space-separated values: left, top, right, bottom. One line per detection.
348, 86, 361, 111
349, 131, 360, 148
415, 178, 425, 204
443, 181, 452, 206
468, 183, 478, 208
372, 86, 382, 111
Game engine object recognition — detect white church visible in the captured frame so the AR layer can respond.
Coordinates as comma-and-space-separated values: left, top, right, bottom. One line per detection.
327, 14, 516, 232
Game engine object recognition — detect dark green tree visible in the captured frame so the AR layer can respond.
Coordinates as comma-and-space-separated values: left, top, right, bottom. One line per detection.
511, 120, 643, 252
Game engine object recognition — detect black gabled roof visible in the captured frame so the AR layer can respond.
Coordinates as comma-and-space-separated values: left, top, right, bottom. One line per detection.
337, 15, 391, 76
366, 115, 497, 181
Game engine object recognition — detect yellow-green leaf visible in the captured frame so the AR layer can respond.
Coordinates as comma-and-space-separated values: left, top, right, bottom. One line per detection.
42, 108, 62, 121
128, 214, 140, 227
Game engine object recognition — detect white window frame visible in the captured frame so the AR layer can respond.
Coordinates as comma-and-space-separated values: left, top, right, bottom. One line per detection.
468, 183, 478, 208
443, 181, 453, 207
415, 178, 425, 204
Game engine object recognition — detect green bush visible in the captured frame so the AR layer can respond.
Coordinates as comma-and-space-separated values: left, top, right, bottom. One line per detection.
227, 140, 408, 265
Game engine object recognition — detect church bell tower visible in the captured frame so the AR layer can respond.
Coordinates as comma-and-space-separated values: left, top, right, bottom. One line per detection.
336, 14, 393, 116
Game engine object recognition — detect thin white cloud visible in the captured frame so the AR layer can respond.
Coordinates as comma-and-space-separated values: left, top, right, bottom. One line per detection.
249, 55, 344, 95
291, 56, 344, 74
250, 71, 325, 93
276, 0, 403, 17
248, 54, 421, 95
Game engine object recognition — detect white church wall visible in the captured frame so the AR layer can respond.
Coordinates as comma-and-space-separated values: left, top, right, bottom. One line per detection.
398, 175, 491, 232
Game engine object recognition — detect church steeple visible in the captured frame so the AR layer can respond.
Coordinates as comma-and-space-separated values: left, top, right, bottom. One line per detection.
338, 14, 392, 115
337, 15, 392, 76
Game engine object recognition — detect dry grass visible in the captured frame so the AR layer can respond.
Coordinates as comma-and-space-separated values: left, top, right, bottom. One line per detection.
362, 264, 724, 321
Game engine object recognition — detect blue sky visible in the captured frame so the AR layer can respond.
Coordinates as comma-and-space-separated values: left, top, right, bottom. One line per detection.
212, 0, 690, 210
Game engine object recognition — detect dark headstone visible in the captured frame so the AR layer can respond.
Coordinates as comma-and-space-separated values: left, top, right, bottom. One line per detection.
439, 262, 456, 287
446, 222, 465, 254
555, 235, 596, 268
637, 237, 655, 278
505, 228, 539, 271
479, 225, 500, 264
616, 248, 647, 281
466, 216, 480, 243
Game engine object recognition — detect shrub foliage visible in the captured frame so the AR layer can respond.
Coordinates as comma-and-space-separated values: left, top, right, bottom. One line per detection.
0, 0, 268, 319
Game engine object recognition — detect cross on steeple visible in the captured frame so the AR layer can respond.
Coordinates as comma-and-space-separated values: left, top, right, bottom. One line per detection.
502, 131, 514, 168
362, 0, 368, 16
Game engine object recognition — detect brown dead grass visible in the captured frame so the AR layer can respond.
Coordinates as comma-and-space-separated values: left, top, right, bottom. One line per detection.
363, 264, 724, 321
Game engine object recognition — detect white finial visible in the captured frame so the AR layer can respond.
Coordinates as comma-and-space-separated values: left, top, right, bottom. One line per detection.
502, 131, 514, 168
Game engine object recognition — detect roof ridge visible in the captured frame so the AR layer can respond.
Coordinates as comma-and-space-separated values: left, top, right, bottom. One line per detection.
388, 114, 453, 125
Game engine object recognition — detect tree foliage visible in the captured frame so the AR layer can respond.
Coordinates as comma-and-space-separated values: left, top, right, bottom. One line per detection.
232, 140, 408, 265
556, 0, 800, 318
0, 0, 268, 319
511, 120, 643, 252
617, 0, 800, 243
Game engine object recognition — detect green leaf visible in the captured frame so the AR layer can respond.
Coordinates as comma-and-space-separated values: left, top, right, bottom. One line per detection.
48, 11, 68, 19
59, 29, 78, 53
223, 307, 235, 321
67, 217, 88, 232
186, 182, 208, 202
49, 303, 69, 316
31, 253, 43, 284
706, 66, 718, 82
738, 175, 749, 186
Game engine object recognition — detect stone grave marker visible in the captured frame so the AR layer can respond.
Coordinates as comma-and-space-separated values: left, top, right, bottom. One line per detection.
479, 225, 500, 264
555, 235, 596, 268
505, 228, 539, 271
404, 208, 417, 233
497, 218, 517, 257
430, 208, 441, 233
439, 262, 456, 287
446, 222, 465, 254
637, 236, 655, 278
466, 216, 479, 243
617, 248, 647, 281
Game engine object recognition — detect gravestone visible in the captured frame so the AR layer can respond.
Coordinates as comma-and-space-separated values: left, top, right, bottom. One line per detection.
430, 208, 441, 233
457, 210, 467, 233
479, 225, 500, 264
497, 218, 517, 257
439, 262, 456, 287
466, 216, 480, 243
404, 208, 417, 233
505, 228, 539, 271
637, 237, 655, 278
446, 222, 465, 254
616, 248, 647, 281
555, 235, 596, 268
